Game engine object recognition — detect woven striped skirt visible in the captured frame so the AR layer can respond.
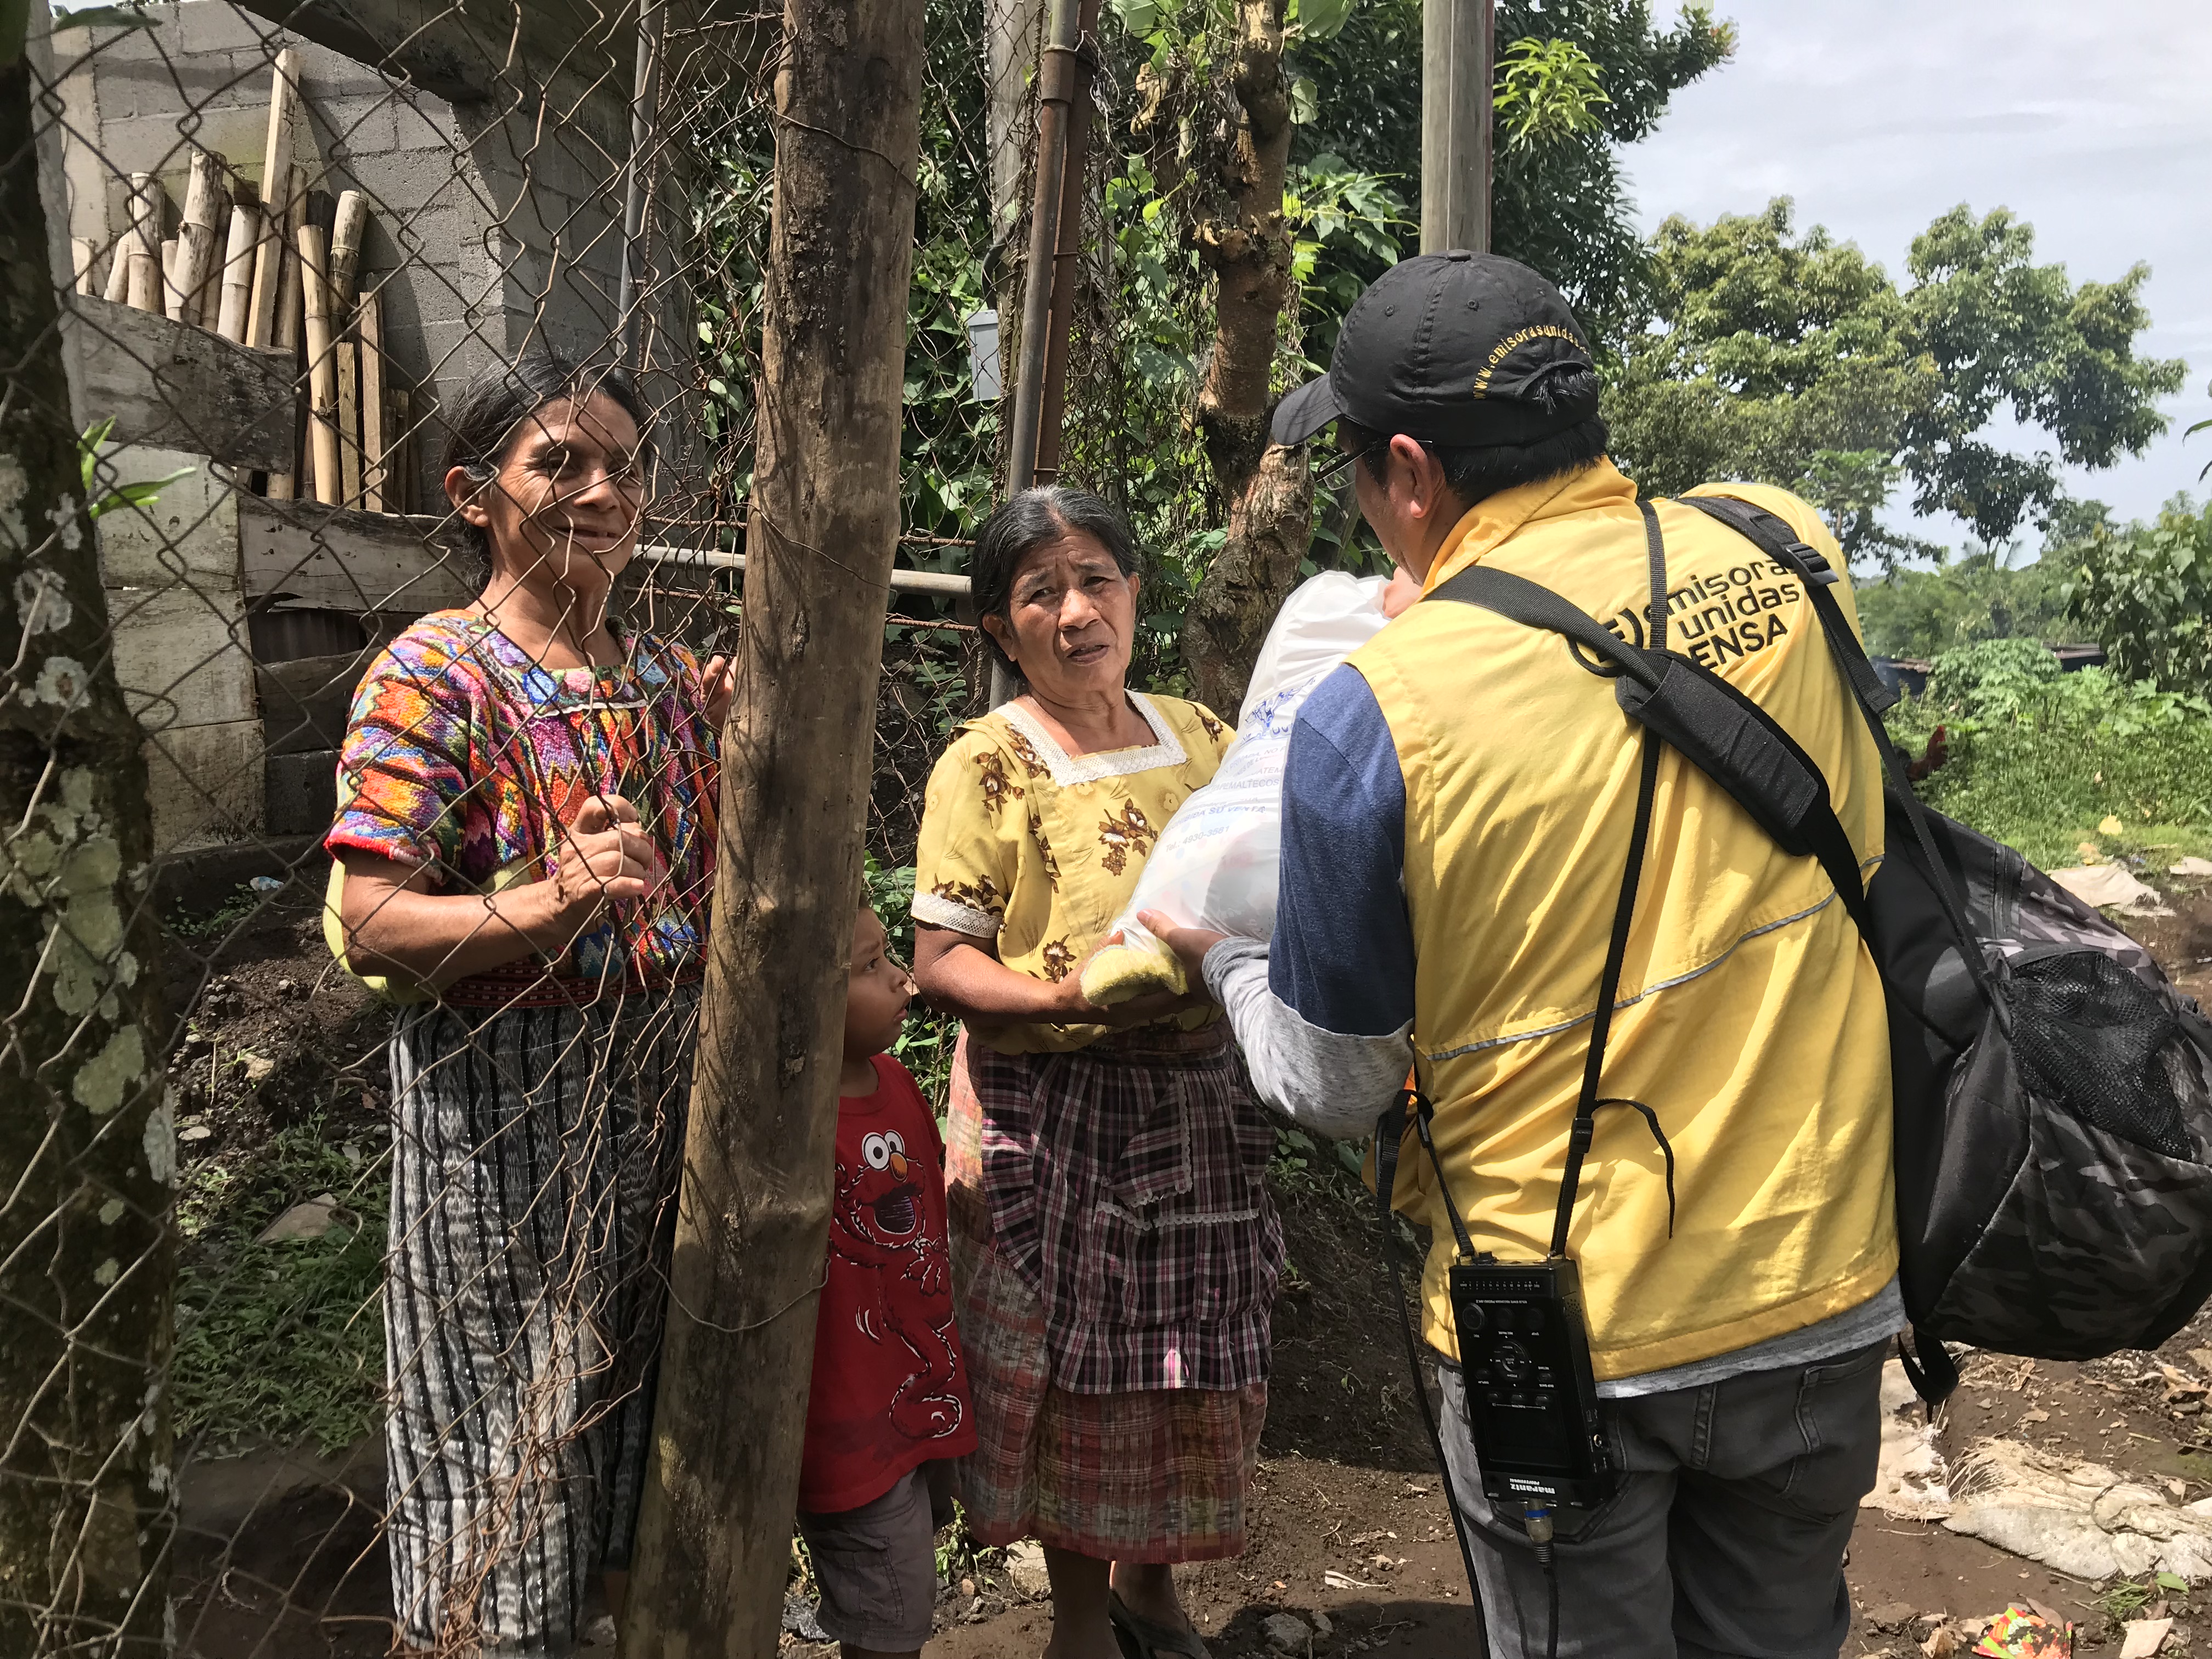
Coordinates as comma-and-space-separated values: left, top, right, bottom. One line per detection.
382, 984, 697, 1658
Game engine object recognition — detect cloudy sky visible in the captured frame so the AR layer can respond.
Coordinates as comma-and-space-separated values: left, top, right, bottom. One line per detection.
1623, 0, 2212, 543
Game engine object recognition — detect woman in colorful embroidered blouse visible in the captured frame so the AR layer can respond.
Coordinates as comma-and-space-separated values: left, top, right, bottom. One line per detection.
324, 355, 727, 1656
911, 488, 1285, 1659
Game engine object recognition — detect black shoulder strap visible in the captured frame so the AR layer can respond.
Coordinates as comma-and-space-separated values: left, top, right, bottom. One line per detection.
1678, 493, 1998, 1015
1426, 565, 1663, 691
1426, 506, 1875, 949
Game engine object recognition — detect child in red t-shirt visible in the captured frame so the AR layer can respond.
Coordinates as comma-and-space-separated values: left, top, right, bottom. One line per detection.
797, 903, 978, 1658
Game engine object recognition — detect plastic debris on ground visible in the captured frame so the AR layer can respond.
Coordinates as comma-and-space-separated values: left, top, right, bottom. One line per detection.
1970, 1603, 2074, 1657
1943, 1437, 2212, 1581
1863, 1357, 1953, 1521
2047, 861, 2167, 915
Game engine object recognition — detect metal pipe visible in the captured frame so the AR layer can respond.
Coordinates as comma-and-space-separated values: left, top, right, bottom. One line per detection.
617, 0, 666, 368
994, 0, 1082, 706
1005, 0, 1081, 496
1031, 0, 1101, 484
641, 544, 973, 596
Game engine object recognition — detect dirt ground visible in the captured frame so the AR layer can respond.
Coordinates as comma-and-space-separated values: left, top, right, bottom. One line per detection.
162, 871, 2212, 1656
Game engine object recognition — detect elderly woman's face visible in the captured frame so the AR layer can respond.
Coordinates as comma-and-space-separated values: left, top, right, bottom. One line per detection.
450, 392, 646, 596
989, 529, 1141, 701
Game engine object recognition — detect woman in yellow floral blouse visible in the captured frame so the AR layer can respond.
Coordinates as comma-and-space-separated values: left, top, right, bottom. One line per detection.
912, 488, 1284, 1659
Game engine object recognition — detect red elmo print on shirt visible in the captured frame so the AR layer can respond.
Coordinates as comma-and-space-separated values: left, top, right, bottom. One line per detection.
830, 1128, 964, 1442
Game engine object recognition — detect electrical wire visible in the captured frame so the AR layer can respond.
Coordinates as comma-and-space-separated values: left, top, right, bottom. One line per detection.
1525, 1505, 1560, 1659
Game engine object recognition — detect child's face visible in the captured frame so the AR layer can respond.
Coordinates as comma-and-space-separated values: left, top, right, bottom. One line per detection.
845, 907, 917, 1060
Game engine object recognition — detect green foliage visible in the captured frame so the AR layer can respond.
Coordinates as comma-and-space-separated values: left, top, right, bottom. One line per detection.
1609, 200, 2187, 568
862, 857, 957, 1110
1886, 638, 2212, 868
1288, 0, 1733, 352
167, 881, 267, 942
1852, 548, 2070, 661
691, 0, 994, 549
1493, 37, 1612, 148
2061, 495, 2212, 695
173, 1119, 387, 1454
79, 417, 193, 520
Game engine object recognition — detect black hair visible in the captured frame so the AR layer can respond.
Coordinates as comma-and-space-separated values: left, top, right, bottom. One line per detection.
438, 352, 654, 584
1340, 413, 1611, 512
967, 487, 1141, 680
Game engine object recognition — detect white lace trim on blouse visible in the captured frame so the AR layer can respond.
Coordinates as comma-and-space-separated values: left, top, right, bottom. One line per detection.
996, 692, 1187, 787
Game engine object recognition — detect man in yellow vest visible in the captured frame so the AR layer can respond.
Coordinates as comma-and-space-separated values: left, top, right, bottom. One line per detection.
1148, 252, 1898, 1656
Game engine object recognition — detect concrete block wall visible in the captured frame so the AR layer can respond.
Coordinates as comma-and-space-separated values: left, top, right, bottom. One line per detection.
92, 445, 264, 850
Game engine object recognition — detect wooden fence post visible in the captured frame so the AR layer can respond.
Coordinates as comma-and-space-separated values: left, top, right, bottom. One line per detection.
0, 9, 176, 1653
618, 0, 927, 1643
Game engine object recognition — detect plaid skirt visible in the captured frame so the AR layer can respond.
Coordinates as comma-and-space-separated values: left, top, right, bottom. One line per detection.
383, 983, 697, 1658
946, 1026, 1277, 1561
952, 1232, 1267, 1561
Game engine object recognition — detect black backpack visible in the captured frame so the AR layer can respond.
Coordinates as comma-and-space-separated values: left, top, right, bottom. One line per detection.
1420, 493, 2212, 1402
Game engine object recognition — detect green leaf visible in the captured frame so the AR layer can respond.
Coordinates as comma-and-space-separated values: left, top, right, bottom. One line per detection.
1119, 0, 1160, 37
2158, 1571, 2188, 1592
1295, 0, 1354, 42
1288, 74, 1319, 126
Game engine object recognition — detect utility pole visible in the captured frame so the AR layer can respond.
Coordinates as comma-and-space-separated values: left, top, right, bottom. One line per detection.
0, 6, 176, 1654
1420, 0, 1493, 253
618, 0, 926, 1644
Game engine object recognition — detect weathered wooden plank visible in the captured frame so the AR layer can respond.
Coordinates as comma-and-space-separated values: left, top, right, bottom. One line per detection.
246, 49, 302, 348
358, 291, 387, 511
256, 649, 374, 757
336, 340, 363, 505
237, 493, 472, 614
65, 294, 297, 470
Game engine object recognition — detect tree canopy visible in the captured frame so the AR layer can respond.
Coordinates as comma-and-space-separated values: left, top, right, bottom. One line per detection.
1286, 0, 1735, 352
1606, 199, 2189, 567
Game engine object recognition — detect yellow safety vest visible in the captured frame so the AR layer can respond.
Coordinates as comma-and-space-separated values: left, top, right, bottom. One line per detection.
1356, 459, 1897, 1379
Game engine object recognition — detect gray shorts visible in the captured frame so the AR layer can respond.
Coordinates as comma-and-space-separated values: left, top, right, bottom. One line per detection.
797, 1463, 955, 1651
1434, 1339, 1888, 1659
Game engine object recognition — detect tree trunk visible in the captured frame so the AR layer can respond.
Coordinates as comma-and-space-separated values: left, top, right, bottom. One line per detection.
617, 0, 926, 1646
0, 13, 176, 1655
1183, 0, 1313, 718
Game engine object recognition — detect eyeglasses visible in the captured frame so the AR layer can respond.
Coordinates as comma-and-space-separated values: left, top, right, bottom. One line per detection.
1311, 435, 1378, 491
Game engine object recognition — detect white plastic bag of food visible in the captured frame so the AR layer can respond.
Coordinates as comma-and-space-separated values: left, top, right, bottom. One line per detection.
1080, 571, 1393, 1005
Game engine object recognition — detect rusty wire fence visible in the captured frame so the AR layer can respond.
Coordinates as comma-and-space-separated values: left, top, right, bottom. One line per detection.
0, 0, 1058, 1648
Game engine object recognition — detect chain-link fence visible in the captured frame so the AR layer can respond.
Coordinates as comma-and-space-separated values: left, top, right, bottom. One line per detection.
0, 0, 1063, 1647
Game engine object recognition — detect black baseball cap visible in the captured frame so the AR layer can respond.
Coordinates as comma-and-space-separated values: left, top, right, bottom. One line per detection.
1272, 251, 1600, 450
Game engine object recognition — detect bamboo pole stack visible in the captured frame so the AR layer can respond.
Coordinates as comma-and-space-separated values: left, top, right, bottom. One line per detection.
83, 45, 409, 512
297, 221, 341, 506
245, 49, 302, 351
215, 200, 259, 342
165, 149, 227, 325
358, 288, 387, 511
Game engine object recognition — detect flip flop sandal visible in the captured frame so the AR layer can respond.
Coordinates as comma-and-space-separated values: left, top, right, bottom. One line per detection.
1107, 1590, 1213, 1659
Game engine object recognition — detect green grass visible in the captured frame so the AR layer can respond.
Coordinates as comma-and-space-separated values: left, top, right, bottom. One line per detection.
173, 1118, 388, 1455
2095, 1572, 2191, 1623
1885, 639, 2212, 870
167, 881, 267, 941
